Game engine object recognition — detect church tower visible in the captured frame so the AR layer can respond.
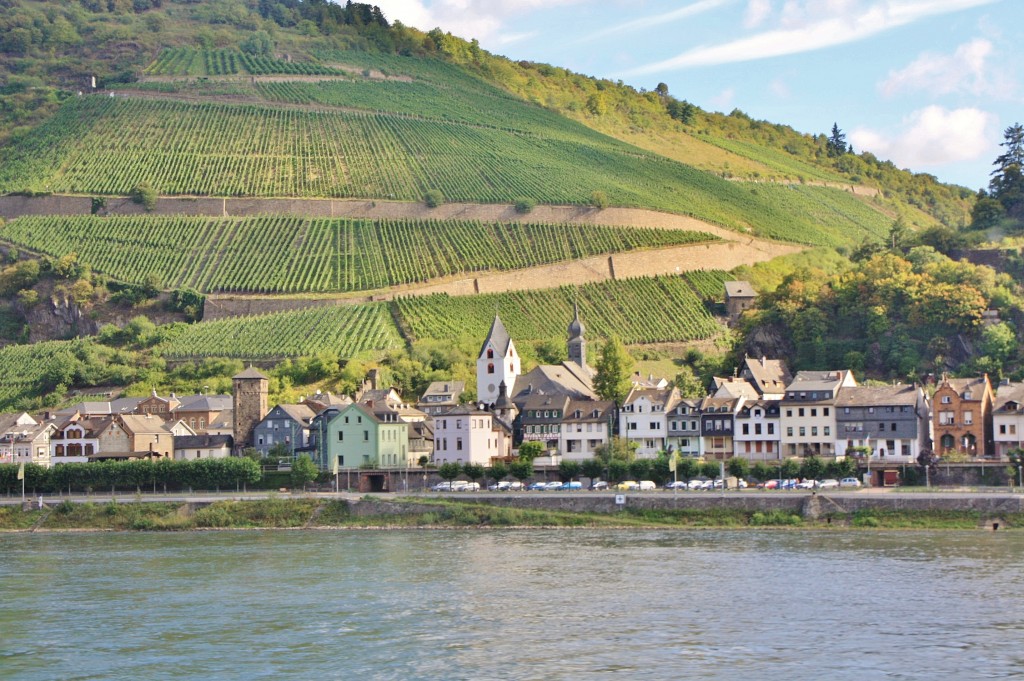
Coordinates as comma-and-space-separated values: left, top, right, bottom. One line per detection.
567, 302, 587, 369
232, 366, 269, 452
477, 315, 520, 404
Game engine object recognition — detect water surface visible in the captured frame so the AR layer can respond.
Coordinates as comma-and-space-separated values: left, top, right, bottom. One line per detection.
2, 529, 1022, 680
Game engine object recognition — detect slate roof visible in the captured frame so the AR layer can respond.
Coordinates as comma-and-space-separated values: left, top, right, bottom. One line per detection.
742, 356, 791, 394
834, 385, 921, 408
233, 367, 269, 380
995, 382, 1024, 413
724, 281, 756, 298
175, 394, 233, 412
479, 315, 513, 358
174, 434, 233, 450
512, 363, 596, 402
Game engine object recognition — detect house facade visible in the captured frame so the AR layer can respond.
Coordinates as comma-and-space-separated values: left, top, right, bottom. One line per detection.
433, 405, 511, 465
993, 381, 1024, 459
559, 400, 615, 461
779, 370, 856, 458
699, 396, 740, 461
667, 399, 702, 457
834, 385, 929, 463
932, 375, 994, 458
311, 402, 409, 472
252, 404, 315, 457
620, 387, 676, 458
733, 399, 781, 461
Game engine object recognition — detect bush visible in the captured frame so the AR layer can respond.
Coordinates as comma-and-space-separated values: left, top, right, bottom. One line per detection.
514, 197, 535, 214
423, 189, 444, 208
130, 182, 158, 211
590, 190, 609, 210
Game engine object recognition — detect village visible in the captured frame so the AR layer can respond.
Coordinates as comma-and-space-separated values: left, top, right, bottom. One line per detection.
0, 280, 1018, 492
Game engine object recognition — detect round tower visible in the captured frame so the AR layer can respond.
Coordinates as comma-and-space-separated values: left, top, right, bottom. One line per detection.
232, 366, 269, 452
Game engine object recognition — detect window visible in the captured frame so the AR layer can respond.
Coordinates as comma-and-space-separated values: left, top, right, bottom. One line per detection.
811, 426, 817, 436
768, 423, 775, 435
823, 408, 830, 416
1001, 424, 1007, 435
868, 407, 874, 414
487, 348, 494, 359
629, 422, 637, 430
963, 411, 973, 425
742, 423, 750, 435
941, 395, 952, 404
456, 438, 463, 451
338, 432, 343, 442
786, 409, 792, 417
798, 408, 805, 417
891, 423, 897, 432
810, 408, 817, 417
363, 430, 369, 441
878, 423, 885, 431
799, 427, 805, 436
487, 363, 494, 374
786, 427, 793, 437
823, 426, 829, 436
650, 421, 660, 429
1012, 425, 1018, 435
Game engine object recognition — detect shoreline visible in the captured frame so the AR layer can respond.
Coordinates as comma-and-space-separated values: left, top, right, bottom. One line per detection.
1, 495, 1018, 533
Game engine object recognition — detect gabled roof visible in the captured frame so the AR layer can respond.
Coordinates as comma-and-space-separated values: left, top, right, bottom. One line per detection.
174, 434, 233, 450
519, 393, 571, 413
563, 399, 615, 422
270, 404, 316, 424
624, 387, 676, 407
835, 385, 922, 408
940, 375, 991, 400
786, 370, 855, 393
995, 382, 1024, 412
724, 280, 756, 298
712, 376, 760, 400
479, 315, 513, 359
699, 395, 742, 412
742, 356, 791, 394
419, 381, 465, 401
512, 364, 595, 402
175, 394, 232, 412
118, 414, 174, 435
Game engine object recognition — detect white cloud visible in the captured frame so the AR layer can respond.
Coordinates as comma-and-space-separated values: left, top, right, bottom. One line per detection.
710, 87, 736, 110
374, 0, 588, 42
618, 0, 1001, 75
880, 39, 995, 97
744, 0, 773, 28
849, 106, 996, 169
576, 0, 732, 43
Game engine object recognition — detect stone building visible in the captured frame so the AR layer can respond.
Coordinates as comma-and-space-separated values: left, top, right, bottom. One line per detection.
233, 367, 269, 452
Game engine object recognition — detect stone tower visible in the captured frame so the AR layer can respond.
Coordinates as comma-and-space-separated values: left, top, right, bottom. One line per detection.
232, 366, 269, 452
567, 302, 587, 369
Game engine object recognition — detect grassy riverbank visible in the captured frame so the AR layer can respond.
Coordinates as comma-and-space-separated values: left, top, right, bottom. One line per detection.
1, 498, 1018, 531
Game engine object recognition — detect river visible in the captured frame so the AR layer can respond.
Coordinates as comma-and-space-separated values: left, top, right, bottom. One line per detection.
1, 529, 1022, 680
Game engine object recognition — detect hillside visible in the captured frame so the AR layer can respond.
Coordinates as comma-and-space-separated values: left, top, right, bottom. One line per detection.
0, 0, 998, 408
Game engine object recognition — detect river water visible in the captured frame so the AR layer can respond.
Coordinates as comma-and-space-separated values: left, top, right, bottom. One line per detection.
1, 529, 1022, 680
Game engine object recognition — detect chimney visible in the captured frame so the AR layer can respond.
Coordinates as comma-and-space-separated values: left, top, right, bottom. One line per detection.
761, 356, 766, 367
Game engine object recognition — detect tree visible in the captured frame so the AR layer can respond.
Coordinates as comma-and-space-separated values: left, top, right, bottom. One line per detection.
590, 190, 609, 210
672, 365, 704, 398
594, 337, 633, 407
677, 456, 698, 481
655, 82, 669, 96
423, 189, 444, 208
558, 460, 581, 482
486, 461, 508, 483
462, 463, 485, 486
517, 441, 544, 461
509, 459, 533, 483
826, 123, 847, 157
780, 458, 801, 478
437, 462, 461, 482
726, 457, 750, 479
580, 457, 605, 482
594, 437, 637, 466
240, 30, 274, 56
130, 182, 157, 211
800, 454, 824, 481
290, 454, 318, 491
990, 123, 1024, 220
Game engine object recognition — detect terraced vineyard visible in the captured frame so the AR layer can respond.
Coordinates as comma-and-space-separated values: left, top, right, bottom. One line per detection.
0, 340, 85, 407
0, 215, 716, 293
0, 95, 892, 247
395, 276, 722, 346
683, 270, 733, 300
157, 303, 401, 359
145, 47, 345, 76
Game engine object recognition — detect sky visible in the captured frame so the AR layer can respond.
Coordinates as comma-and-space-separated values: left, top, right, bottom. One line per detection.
368, 0, 1022, 190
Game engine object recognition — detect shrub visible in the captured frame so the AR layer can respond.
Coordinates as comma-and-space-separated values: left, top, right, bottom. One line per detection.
590, 190, 609, 209
130, 182, 158, 211
423, 189, 444, 208
514, 197, 535, 214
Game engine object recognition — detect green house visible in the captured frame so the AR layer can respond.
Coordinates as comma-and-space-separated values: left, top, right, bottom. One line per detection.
312, 402, 409, 471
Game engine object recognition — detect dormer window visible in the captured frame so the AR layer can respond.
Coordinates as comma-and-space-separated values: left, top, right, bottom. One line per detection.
964, 391, 973, 400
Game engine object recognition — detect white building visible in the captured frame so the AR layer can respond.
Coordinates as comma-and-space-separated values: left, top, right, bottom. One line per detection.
433, 405, 511, 466
620, 387, 677, 458
993, 381, 1024, 459
560, 400, 615, 461
779, 370, 856, 458
477, 316, 521, 405
733, 399, 781, 461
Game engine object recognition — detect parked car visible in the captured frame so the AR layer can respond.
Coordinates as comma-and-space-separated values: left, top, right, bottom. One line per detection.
590, 480, 609, 491
796, 479, 816, 490
687, 479, 706, 490
527, 481, 548, 491
758, 479, 778, 490
664, 481, 687, 490
839, 477, 862, 488
431, 481, 455, 492
461, 482, 480, 492
817, 479, 840, 490
736, 478, 748, 489
638, 480, 657, 491
561, 481, 583, 491
544, 481, 564, 491
507, 481, 524, 491
488, 480, 512, 491
614, 480, 640, 491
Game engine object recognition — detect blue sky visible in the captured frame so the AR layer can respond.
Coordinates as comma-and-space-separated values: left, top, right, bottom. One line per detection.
370, 0, 1021, 190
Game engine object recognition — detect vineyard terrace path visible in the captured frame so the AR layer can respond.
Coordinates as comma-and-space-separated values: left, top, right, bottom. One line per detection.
0, 194, 802, 319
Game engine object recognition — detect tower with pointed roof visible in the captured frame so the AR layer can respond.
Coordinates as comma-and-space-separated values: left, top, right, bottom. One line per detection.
477, 315, 520, 404
567, 302, 587, 370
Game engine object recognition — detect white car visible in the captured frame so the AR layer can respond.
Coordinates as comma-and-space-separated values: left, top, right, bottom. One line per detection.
461, 482, 481, 492
638, 480, 657, 491
488, 480, 512, 491
839, 477, 862, 488
545, 481, 564, 490
796, 479, 816, 490
817, 479, 840, 490
687, 479, 705, 490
